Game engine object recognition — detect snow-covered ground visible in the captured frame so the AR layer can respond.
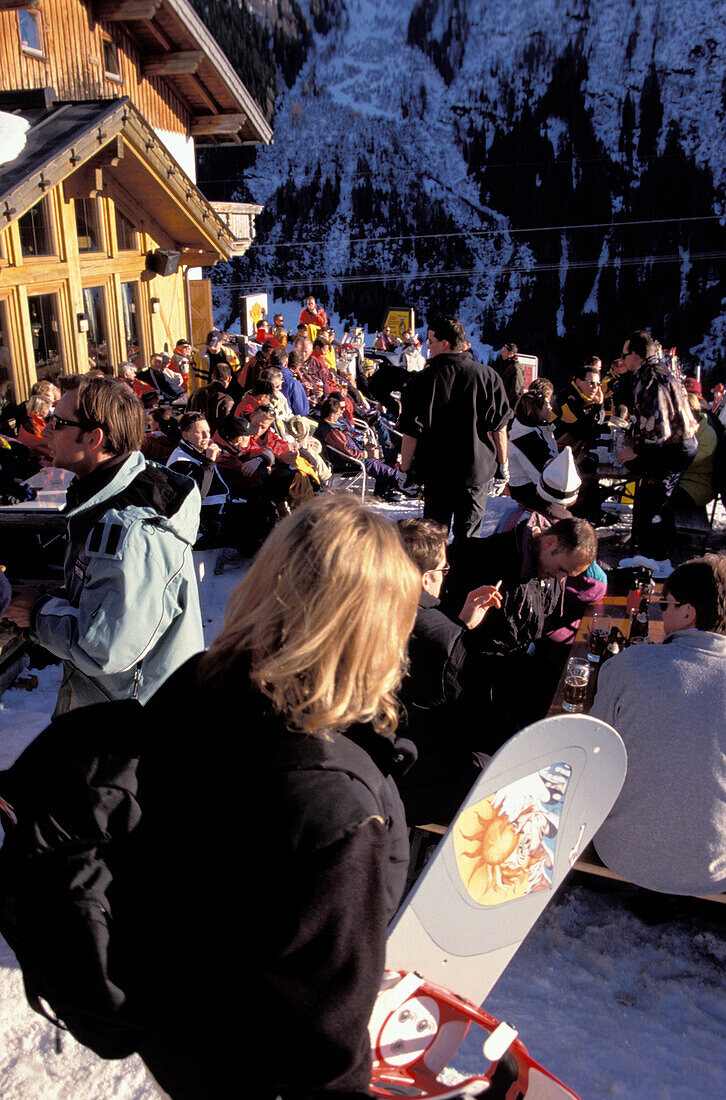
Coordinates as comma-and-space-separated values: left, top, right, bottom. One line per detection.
1, 497, 725, 1099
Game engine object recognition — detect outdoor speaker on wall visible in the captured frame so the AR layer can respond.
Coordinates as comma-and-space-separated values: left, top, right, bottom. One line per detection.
147, 249, 180, 277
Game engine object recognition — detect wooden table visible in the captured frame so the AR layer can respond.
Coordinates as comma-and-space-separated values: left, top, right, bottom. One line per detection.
548, 594, 665, 717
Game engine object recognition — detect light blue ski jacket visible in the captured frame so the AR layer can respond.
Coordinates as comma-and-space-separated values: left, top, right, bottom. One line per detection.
30, 452, 204, 715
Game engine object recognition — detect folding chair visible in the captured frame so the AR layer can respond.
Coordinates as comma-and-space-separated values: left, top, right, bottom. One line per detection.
320, 440, 368, 501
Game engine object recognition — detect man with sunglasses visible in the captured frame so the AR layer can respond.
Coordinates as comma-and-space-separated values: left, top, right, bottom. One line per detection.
591, 554, 726, 897
616, 329, 698, 560
4, 376, 203, 715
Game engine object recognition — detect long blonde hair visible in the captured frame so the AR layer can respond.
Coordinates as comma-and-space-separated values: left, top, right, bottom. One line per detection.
199, 495, 420, 736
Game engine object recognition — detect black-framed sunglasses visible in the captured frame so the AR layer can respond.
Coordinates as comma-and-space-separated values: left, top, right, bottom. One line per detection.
48, 414, 87, 431
657, 598, 682, 612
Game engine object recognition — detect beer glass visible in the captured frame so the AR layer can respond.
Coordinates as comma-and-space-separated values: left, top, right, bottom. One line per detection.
587, 614, 610, 663
562, 658, 590, 713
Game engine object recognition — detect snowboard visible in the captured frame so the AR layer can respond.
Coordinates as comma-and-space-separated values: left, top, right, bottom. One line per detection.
369, 713, 627, 1099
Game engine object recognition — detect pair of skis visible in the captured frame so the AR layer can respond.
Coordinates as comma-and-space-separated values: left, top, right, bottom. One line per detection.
369, 714, 627, 1098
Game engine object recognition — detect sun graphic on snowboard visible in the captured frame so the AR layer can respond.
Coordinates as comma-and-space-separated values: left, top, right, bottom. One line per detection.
452, 766, 571, 906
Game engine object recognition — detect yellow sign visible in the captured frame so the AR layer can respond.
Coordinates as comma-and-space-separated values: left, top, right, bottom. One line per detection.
382, 307, 415, 339
239, 293, 268, 337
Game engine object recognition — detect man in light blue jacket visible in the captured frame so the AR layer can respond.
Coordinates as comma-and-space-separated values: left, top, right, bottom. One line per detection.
5, 376, 204, 715
591, 554, 726, 897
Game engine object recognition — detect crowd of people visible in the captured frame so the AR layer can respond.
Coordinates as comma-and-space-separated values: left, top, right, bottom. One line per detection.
0, 302, 725, 1099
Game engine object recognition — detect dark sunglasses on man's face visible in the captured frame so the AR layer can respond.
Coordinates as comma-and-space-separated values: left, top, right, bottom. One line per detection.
48, 414, 87, 431
657, 598, 682, 612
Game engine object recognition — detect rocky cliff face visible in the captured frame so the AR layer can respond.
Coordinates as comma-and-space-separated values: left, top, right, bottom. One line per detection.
198, 0, 726, 381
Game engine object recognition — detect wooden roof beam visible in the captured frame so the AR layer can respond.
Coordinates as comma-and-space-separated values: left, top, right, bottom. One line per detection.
142, 50, 204, 77
185, 73, 220, 114
0, 0, 40, 10
191, 113, 247, 137
138, 17, 173, 51
95, 0, 161, 20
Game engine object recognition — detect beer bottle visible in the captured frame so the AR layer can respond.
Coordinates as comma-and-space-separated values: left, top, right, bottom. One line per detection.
628, 596, 650, 645
600, 626, 622, 667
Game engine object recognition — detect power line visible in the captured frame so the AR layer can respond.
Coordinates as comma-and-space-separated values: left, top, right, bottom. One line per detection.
240, 214, 722, 252
218, 248, 726, 292
196, 147, 713, 186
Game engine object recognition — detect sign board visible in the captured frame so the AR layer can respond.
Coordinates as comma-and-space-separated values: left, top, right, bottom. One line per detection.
517, 353, 538, 390
239, 293, 268, 338
382, 307, 415, 339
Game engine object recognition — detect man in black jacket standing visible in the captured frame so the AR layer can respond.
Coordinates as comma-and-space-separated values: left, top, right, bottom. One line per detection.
399, 315, 511, 538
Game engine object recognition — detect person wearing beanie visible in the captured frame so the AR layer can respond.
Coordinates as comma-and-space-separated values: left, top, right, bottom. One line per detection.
188, 329, 240, 396
498, 447, 582, 534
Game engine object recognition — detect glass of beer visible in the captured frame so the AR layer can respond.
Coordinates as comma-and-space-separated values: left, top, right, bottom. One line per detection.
587, 614, 610, 663
563, 658, 590, 713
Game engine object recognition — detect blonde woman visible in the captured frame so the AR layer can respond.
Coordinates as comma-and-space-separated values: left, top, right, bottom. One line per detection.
136, 494, 420, 1100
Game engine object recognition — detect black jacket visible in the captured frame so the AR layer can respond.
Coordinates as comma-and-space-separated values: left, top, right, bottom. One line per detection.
187, 380, 235, 432
399, 352, 510, 488
446, 525, 564, 657
501, 358, 525, 410
555, 380, 604, 447
398, 593, 489, 824
133, 654, 410, 1100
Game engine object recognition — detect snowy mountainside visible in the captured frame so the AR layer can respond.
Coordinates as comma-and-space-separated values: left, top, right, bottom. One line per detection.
198, 0, 726, 383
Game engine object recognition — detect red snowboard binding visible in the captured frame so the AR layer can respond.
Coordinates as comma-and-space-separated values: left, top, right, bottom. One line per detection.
370, 969, 579, 1098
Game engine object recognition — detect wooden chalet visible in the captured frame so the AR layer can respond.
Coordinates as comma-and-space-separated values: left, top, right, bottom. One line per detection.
0, 0, 271, 405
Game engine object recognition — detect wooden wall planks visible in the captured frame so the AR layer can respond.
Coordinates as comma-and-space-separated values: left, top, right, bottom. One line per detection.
0, 0, 189, 135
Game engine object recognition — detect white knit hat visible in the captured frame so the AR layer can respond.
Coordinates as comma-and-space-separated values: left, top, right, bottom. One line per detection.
538, 447, 581, 506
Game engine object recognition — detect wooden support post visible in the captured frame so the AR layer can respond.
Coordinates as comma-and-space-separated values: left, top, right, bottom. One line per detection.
99, 135, 124, 168
64, 165, 105, 201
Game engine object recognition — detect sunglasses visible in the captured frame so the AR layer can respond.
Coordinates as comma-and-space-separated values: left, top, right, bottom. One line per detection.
48, 414, 92, 432
657, 598, 682, 612
428, 563, 451, 575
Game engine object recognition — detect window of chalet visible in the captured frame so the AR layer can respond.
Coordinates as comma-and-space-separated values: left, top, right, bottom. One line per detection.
103, 39, 122, 82
115, 208, 139, 252
75, 198, 102, 254
27, 293, 64, 381
82, 285, 110, 373
121, 282, 142, 363
0, 301, 17, 410
18, 198, 54, 258
18, 8, 44, 57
